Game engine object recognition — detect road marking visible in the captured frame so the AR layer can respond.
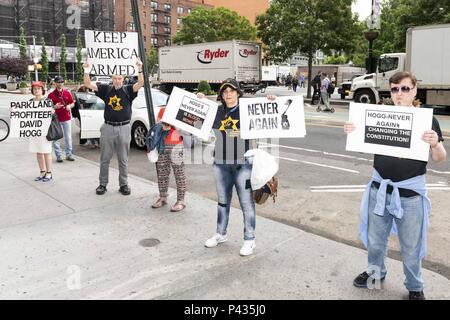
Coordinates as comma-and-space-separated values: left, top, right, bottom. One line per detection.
275, 155, 360, 174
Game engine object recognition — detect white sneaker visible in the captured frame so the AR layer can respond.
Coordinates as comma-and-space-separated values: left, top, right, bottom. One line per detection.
204, 233, 227, 248
239, 240, 256, 256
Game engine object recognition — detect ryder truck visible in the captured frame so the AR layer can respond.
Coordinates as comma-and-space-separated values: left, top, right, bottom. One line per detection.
349, 24, 450, 111
158, 40, 263, 94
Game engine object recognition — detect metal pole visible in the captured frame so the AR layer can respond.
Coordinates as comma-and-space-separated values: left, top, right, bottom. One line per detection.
131, 0, 155, 129
33, 36, 38, 81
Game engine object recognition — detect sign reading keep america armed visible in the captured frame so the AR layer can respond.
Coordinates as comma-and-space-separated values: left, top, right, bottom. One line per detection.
9, 100, 53, 138
239, 96, 306, 139
162, 87, 218, 140
85, 30, 139, 76
346, 102, 433, 161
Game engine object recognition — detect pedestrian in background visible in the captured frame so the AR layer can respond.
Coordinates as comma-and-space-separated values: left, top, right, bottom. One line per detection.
300, 74, 305, 88
317, 72, 331, 111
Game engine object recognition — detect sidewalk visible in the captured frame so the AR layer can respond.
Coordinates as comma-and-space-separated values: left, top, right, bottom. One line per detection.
0, 137, 449, 300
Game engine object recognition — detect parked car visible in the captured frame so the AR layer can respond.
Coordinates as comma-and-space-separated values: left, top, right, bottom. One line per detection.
75, 87, 214, 149
91, 76, 112, 85
338, 73, 364, 99
0, 75, 8, 89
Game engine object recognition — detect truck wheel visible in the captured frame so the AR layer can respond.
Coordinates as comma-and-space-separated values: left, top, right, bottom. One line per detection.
131, 121, 147, 150
354, 89, 375, 104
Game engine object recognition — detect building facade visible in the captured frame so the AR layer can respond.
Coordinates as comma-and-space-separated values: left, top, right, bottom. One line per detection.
115, 0, 212, 52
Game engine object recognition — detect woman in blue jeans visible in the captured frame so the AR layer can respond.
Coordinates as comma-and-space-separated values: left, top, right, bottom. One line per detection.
344, 72, 447, 300
198, 79, 276, 256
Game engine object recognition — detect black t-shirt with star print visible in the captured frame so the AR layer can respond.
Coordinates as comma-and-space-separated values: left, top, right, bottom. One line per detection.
96, 84, 137, 122
212, 104, 250, 164
372, 116, 444, 197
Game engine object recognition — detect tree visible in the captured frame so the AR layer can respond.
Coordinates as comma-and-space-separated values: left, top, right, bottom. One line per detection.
39, 37, 49, 82
146, 46, 158, 74
0, 57, 32, 77
173, 7, 257, 44
59, 34, 67, 80
75, 34, 83, 83
256, 0, 359, 97
18, 27, 28, 60
324, 55, 348, 65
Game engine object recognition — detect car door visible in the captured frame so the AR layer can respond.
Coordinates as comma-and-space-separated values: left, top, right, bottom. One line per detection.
79, 95, 105, 139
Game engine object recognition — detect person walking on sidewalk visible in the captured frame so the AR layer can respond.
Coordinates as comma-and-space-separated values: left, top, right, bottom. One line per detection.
317, 72, 332, 112
83, 59, 144, 196
48, 76, 75, 162
198, 79, 276, 256
344, 71, 447, 300
149, 107, 186, 212
29, 81, 54, 182
311, 71, 322, 105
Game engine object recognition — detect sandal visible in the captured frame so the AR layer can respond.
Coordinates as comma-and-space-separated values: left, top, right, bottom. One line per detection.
151, 197, 167, 208
42, 172, 53, 182
170, 201, 186, 212
34, 171, 46, 181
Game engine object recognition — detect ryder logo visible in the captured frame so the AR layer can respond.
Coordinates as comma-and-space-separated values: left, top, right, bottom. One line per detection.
197, 48, 230, 64
239, 48, 258, 58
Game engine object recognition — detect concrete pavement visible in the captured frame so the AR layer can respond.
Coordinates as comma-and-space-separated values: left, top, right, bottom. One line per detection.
1, 137, 449, 300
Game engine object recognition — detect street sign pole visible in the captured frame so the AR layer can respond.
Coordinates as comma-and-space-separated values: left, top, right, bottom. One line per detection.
130, 0, 156, 130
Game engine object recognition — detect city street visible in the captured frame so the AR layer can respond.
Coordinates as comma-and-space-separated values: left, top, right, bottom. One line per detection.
2, 87, 449, 279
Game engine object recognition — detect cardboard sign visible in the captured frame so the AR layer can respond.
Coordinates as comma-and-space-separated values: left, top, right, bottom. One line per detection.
162, 87, 218, 140
346, 102, 433, 161
9, 100, 53, 138
239, 96, 306, 139
85, 30, 139, 76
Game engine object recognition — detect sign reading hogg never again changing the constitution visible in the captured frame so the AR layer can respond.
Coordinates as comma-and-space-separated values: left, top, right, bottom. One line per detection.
85, 30, 139, 76
346, 102, 433, 162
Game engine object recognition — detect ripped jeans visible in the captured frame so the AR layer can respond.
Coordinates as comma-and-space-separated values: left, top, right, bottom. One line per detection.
213, 160, 256, 240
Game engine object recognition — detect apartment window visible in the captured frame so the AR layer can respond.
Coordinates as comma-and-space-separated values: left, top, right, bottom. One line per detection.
151, 1, 158, 9
187, 8, 191, 14
143, 11, 146, 18
152, 25, 158, 34
144, 36, 147, 42
151, 37, 158, 46
151, 13, 157, 22
164, 3, 171, 11
143, 0, 146, 6
164, 39, 171, 46
143, 23, 146, 29
164, 26, 171, 34
164, 15, 171, 24
177, 18, 182, 25
177, 6, 184, 14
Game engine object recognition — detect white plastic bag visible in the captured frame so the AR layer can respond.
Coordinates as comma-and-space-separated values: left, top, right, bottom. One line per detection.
244, 149, 278, 190
147, 148, 159, 163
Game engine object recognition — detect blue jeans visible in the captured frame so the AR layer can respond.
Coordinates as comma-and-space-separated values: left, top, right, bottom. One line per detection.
213, 161, 256, 240
53, 120, 72, 158
367, 185, 424, 291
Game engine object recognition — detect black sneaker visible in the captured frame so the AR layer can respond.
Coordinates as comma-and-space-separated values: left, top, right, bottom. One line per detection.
96, 185, 107, 195
56, 157, 63, 163
353, 271, 386, 288
119, 185, 131, 195
409, 291, 425, 300
66, 156, 75, 161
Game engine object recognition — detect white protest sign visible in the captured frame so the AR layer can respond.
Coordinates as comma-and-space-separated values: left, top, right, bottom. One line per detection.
346, 102, 433, 161
162, 87, 218, 140
239, 96, 306, 139
9, 100, 53, 138
85, 30, 139, 76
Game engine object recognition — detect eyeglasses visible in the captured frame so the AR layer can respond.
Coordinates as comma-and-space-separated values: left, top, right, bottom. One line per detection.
390, 86, 414, 94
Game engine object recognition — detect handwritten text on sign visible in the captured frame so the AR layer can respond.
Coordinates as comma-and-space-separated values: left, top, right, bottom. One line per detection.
9, 100, 53, 138
85, 30, 139, 76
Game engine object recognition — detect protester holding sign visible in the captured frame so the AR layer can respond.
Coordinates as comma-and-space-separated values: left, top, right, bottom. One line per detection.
150, 106, 186, 212
198, 78, 276, 256
83, 58, 144, 196
344, 72, 447, 300
29, 81, 54, 182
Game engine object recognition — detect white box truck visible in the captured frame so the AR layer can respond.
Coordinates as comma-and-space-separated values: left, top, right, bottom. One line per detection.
349, 24, 450, 110
158, 40, 263, 94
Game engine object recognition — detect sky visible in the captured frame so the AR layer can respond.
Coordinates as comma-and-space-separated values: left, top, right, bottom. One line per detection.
352, 0, 373, 21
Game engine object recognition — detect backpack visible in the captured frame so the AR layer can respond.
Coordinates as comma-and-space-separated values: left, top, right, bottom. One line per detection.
253, 176, 278, 205
327, 80, 335, 94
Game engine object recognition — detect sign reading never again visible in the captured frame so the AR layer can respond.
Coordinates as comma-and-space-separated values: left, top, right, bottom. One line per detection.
9, 100, 53, 138
85, 30, 139, 76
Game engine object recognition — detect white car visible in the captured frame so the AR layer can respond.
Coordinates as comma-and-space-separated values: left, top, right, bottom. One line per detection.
91, 76, 112, 85
77, 87, 213, 149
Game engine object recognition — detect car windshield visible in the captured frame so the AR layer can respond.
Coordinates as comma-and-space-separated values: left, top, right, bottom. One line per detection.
135, 89, 168, 108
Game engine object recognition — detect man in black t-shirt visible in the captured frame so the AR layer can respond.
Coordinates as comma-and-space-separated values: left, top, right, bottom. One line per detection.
344, 72, 447, 300
83, 59, 144, 196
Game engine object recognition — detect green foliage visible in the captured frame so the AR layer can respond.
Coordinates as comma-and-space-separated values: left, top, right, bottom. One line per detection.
197, 80, 215, 95
146, 47, 158, 73
324, 55, 348, 65
59, 34, 67, 80
173, 7, 257, 44
39, 37, 49, 81
19, 81, 28, 88
18, 27, 28, 60
76, 35, 83, 83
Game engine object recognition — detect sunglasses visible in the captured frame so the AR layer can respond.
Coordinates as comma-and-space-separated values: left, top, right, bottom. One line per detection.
390, 86, 414, 94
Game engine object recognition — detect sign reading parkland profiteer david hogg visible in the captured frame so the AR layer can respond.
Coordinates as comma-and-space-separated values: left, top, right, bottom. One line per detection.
162, 87, 218, 140
85, 30, 139, 76
239, 96, 306, 139
9, 100, 53, 138
346, 102, 433, 161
